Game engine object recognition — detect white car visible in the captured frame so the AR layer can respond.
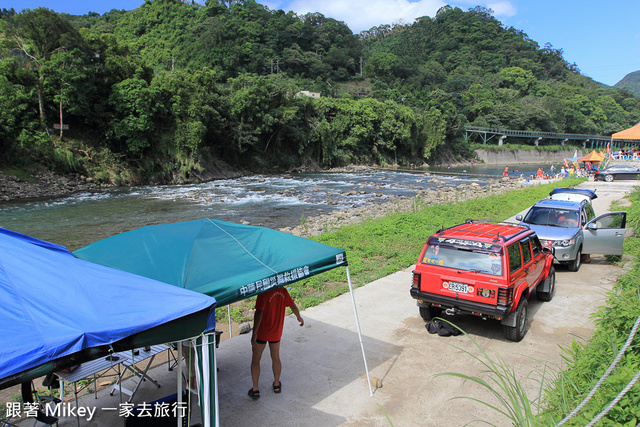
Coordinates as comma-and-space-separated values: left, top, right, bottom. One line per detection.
547, 187, 597, 204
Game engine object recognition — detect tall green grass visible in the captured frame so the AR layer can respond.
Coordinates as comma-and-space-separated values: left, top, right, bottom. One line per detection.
437, 322, 548, 426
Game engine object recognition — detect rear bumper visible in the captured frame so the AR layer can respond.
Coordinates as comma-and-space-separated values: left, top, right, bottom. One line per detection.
410, 288, 511, 319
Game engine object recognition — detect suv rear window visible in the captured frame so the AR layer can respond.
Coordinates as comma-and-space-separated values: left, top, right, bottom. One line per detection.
421, 237, 503, 276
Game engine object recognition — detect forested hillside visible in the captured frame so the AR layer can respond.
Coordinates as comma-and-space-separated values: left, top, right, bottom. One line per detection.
1, 1, 639, 184
615, 70, 640, 97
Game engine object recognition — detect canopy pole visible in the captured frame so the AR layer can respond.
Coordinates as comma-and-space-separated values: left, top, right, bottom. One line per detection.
213, 335, 219, 427
202, 336, 211, 427
346, 266, 373, 396
177, 342, 183, 427
227, 305, 233, 338
194, 334, 218, 427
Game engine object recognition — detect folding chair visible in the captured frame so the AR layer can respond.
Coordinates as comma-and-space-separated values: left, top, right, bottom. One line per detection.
21, 381, 61, 427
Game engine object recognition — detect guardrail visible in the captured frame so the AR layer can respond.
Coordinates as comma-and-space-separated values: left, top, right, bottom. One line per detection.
465, 126, 615, 148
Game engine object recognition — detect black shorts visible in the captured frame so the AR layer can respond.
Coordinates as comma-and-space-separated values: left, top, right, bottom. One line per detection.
256, 338, 281, 345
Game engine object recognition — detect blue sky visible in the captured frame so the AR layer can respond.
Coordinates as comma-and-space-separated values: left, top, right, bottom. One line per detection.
4, 0, 639, 86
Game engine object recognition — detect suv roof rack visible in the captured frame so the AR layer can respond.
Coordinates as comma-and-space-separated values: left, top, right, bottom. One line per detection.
435, 219, 531, 243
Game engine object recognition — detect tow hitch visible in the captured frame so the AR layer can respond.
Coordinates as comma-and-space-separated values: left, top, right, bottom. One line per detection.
445, 307, 459, 316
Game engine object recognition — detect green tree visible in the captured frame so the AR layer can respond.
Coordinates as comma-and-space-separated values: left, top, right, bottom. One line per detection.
109, 75, 164, 155
499, 66, 538, 95
41, 48, 93, 139
2, 8, 85, 128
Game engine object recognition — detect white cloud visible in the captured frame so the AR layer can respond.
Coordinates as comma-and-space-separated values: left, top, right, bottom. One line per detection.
276, 0, 446, 33
486, 1, 517, 17
265, 0, 517, 34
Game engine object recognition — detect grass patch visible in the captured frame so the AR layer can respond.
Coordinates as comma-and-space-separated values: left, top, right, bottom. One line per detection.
284, 178, 585, 311
2, 167, 38, 183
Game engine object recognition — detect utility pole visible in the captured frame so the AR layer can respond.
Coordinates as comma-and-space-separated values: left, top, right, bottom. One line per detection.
360, 57, 363, 76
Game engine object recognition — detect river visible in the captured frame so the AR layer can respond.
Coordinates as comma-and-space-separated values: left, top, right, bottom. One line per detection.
0, 164, 552, 250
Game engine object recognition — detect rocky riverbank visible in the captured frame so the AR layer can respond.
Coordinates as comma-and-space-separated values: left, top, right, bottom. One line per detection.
280, 176, 528, 237
0, 170, 110, 202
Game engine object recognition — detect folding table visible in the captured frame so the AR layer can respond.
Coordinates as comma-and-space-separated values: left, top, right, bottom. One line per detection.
56, 354, 126, 403
110, 345, 168, 402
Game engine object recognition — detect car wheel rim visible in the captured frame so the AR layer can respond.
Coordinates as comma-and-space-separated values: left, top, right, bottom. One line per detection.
518, 306, 527, 333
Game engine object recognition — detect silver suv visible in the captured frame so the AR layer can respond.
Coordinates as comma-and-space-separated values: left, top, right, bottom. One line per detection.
517, 197, 626, 271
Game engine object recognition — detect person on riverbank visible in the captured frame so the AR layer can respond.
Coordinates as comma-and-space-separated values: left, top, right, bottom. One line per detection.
249, 287, 304, 399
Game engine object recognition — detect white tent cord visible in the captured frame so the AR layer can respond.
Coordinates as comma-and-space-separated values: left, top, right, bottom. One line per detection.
585, 371, 640, 427
585, 368, 640, 427
555, 312, 640, 426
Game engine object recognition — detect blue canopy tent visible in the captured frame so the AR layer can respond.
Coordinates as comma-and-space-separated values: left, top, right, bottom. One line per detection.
0, 227, 217, 392
74, 219, 373, 426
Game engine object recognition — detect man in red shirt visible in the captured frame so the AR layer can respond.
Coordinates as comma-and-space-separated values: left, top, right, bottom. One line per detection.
249, 287, 304, 399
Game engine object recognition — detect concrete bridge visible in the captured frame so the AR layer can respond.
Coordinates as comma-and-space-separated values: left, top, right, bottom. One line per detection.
465, 126, 618, 149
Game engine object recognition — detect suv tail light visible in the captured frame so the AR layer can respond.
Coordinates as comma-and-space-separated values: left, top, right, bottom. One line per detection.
497, 287, 513, 306
412, 272, 421, 289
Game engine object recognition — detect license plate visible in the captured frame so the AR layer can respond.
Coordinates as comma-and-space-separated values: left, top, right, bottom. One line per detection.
445, 281, 471, 293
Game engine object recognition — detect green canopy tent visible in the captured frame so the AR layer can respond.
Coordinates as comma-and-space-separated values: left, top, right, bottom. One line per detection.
74, 218, 372, 426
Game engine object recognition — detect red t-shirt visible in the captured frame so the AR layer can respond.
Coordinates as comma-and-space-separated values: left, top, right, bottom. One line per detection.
255, 287, 295, 342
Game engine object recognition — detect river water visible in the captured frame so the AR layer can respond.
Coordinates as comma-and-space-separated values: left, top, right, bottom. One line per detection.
0, 164, 550, 250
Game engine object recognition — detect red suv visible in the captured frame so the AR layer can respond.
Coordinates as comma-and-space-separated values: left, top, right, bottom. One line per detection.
410, 220, 555, 341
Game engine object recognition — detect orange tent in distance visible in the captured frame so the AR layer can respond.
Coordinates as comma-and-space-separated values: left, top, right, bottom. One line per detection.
612, 121, 640, 141
577, 150, 605, 163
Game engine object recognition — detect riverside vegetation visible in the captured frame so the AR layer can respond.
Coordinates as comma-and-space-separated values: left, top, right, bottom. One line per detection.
1, 3, 639, 184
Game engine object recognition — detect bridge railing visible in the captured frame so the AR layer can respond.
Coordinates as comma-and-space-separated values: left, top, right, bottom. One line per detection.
465, 126, 610, 141
465, 126, 616, 148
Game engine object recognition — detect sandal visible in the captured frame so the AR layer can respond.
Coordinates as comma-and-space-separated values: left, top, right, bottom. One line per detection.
273, 382, 282, 394
248, 388, 260, 400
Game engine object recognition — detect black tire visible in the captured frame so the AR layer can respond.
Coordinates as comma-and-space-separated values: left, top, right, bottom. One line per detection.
537, 267, 556, 302
567, 247, 582, 272
604, 174, 614, 182
502, 299, 528, 342
419, 305, 442, 322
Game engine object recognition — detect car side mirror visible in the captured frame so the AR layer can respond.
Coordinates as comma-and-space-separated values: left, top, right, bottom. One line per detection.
516, 214, 523, 221
587, 223, 598, 231
543, 246, 554, 256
